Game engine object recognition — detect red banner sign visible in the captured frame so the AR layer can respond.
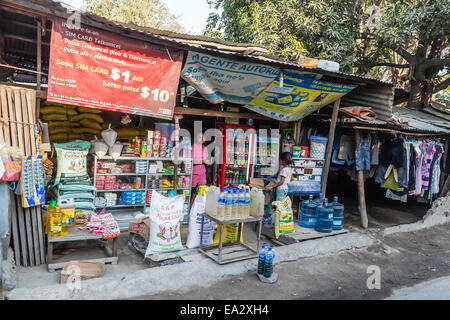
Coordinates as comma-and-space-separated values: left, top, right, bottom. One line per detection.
47, 17, 183, 119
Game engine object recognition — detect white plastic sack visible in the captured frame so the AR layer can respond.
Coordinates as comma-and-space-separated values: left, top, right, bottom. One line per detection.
108, 142, 123, 161
250, 188, 265, 217
186, 194, 214, 248
94, 140, 108, 159
145, 191, 184, 256
101, 124, 117, 147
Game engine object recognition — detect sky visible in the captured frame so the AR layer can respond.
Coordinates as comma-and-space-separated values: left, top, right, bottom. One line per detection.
61, 0, 214, 35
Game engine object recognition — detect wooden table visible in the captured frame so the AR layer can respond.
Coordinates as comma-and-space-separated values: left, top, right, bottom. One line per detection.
47, 225, 118, 272
199, 214, 262, 265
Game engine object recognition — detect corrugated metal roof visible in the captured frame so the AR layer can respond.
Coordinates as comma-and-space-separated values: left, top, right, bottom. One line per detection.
392, 107, 450, 134
340, 85, 394, 122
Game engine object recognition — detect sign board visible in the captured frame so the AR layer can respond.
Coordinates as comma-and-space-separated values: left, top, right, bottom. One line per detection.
245, 71, 357, 121
181, 51, 279, 104
47, 17, 183, 119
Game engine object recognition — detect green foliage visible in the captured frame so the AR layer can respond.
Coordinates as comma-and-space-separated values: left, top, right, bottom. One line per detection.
206, 0, 449, 78
83, 0, 184, 32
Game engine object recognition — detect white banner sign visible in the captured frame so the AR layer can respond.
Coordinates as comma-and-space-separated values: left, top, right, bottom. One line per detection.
181, 51, 280, 104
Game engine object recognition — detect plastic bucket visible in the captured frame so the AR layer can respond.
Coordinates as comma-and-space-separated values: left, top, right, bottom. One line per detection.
292, 146, 301, 158
310, 136, 328, 159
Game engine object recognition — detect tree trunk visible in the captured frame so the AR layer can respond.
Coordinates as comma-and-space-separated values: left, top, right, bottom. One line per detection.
407, 80, 424, 110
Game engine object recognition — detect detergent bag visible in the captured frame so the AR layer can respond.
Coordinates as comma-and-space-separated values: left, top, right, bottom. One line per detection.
186, 194, 214, 248
273, 196, 294, 239
54, 140, 90, 183
145, 191, 184, 256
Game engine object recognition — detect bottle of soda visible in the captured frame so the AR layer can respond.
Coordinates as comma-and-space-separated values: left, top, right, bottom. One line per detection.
257, 242, 268, 275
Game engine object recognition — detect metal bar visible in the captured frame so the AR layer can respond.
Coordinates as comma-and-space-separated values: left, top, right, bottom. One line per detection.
218, 224, 224, 264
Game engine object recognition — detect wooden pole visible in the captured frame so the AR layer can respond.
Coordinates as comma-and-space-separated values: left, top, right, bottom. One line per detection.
355, 129, 368, 228
294, 119, 302, 145
321, 99, 341, 196
36, 18, 42, 117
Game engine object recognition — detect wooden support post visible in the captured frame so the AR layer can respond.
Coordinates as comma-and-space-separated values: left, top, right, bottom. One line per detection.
36, 18, 42, 116
294, 119, 302, 145
355, 129, 368, 228
321, 99, 341, 196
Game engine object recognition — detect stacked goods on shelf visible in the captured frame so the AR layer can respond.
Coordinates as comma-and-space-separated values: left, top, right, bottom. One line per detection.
118, 191, 145, 205
51, 140, 96, 210
40, 101, 105, 143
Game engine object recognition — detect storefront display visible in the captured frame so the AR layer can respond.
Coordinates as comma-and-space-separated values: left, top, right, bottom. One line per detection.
217, 123, 256, 189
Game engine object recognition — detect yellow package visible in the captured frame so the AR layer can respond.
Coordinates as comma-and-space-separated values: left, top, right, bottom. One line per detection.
70, 113, 104, 123
49, 133, 69, 141
273, 196, 294, 239
80, 119, 103, 131
49, 127, 71, 135
68, 133, 83, 140
61, 207, 76, 225
71, 127, 101, 135
213, 223, 244, 244
48, 121, 70, 129
42, 114, 68, 121
77, 106, 102, 114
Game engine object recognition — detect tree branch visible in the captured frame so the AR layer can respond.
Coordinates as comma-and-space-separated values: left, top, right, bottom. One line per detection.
375, 62, 410, 68
433, 77, 450, 93
381, 41, 415, 63
424, 58, 450, 69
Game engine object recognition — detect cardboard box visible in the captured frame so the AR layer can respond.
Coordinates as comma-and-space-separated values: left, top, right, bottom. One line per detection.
128, 217, 150, 240
60, 261, 104, 284
249, 178, 265, 189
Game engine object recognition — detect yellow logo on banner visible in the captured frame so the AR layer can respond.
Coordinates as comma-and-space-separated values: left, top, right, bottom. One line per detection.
245, 71, 357, 121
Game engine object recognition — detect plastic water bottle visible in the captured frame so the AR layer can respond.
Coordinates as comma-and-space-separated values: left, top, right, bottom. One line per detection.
314, 192, 323, 205
238, 189, 245, 218
231, 190, 239, 219
225, 189, 233, 220
257, 242, 267, 275
217, 189, 226, 219
331, 196, 344, 230
299, 194, 313, 226
263, 245, 275, 278
315, 198, 333, 233
244, 189, 251, 218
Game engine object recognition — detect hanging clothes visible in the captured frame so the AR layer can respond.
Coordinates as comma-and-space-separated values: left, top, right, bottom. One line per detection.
355, 133, 371, 171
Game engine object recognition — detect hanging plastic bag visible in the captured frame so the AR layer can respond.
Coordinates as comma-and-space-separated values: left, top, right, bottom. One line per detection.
0, 146, 24, 182
186, 194, 214, 248
101, 124, 117, 147
108, 142, 123, 161
94, 140, 108, 159
145, 191, 184, 256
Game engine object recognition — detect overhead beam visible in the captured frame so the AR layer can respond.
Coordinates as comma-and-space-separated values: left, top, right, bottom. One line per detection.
174, 107, 274, 120
4, 34, 50, 46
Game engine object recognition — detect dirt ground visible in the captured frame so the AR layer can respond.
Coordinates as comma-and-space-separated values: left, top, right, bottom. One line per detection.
134, 223, 450, 300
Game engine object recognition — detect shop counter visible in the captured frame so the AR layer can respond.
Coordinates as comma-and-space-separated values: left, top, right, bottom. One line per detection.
46, 225, 119, 272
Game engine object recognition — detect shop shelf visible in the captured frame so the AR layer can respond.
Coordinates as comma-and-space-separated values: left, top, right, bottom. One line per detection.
292, 157, 325, 161
102, 204, 145, 208
96, 173, 146, 176
95, 189, 146, 192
